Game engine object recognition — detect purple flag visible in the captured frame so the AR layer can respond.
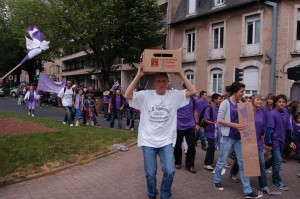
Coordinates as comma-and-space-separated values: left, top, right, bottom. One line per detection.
37, 73, 66, 93
20, 26, 50, 65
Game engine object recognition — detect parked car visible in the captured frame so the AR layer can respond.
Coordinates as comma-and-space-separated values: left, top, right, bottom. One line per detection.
9, 87, 19, 97
0, 87, 4, 96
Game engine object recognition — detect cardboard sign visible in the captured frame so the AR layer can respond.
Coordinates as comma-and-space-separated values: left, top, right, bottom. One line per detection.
142, 49, 182, 72
237, 103, 260, 177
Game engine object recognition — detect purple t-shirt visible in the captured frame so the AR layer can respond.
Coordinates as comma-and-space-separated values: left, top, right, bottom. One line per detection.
266, 108, 292, 150
292, 122, 300, 144
196, 98, 209, 117
254, 109, 266, 152
109, 96, 123, 110
28, 91, 35, 102
204, 104, 218, 139
103, 96, 109, 104
263, 106, 274, 121
228, 99, 240, 140
177, 97, 197, 130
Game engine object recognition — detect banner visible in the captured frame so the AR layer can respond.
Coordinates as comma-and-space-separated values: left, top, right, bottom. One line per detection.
37, 73, 66, 93
237, 102, 260, 176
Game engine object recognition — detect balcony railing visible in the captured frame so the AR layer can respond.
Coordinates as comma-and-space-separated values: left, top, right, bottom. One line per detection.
209, 48, 225, 59
62, 65, 95, 72
294, 40, 300, 52
183, 51, 195, 62
242, 43, 261, 56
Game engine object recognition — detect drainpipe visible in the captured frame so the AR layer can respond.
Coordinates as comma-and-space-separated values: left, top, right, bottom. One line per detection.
265, 1, 278, 94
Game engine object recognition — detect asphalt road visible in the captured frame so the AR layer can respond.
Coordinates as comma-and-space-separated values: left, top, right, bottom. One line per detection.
0, 96, 139, 130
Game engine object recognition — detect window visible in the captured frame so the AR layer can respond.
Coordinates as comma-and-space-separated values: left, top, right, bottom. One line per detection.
211, 69, 222, 94
186, 29, 195, 53
213, 22, 224, 49
246, 15, 260, 45
184, 70, 195, 85
215, 0, 225, 6
188, 0, 196, 15
243, 66, 259, 95
295, 8, 300, 51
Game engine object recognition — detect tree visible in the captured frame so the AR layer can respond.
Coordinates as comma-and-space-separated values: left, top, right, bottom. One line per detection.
4, 0, 164, 86
46, 0, 164, 86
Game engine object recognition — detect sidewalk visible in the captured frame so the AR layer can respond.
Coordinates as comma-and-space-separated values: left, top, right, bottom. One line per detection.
0, 144, 299, 199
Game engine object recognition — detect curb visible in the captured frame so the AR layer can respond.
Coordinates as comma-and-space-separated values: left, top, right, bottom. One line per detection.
1, 142, 138, 187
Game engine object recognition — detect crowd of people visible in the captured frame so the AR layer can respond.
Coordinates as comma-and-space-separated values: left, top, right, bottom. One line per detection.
4, 70, 300, 199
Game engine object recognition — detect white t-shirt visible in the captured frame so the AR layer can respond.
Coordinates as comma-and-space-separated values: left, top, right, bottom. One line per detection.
58, 87, 74, 107
129, 89, 189, 148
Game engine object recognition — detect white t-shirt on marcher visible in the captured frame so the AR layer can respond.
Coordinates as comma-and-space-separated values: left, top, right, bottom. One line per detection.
58, 87, 74, 107
129, 89, 189, 148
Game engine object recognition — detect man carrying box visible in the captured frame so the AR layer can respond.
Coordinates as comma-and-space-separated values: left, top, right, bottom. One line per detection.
125, 63, 196, 199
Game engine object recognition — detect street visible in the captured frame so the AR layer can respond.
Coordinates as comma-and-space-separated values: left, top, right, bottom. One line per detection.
0, 96, 139, 130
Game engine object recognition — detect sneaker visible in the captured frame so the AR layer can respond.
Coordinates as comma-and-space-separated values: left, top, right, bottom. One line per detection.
186, 167, 196, 174
214, 183, 224, 191
62, 122, 66, 125
204, 165, 214, 171
31, 114, 34, 117
70, 124, 73, 127
244, 192, 262, 198
28, 112, 31, 116
273, 181, 289, 191
126, 125, 130, 130
175, 165, 182, 169
261, 186, 272, 196
130, 128, 134, 131
86, 122, 89, 126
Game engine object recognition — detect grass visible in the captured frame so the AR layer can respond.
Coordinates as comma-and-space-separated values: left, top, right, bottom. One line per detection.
0, 112, 137, 185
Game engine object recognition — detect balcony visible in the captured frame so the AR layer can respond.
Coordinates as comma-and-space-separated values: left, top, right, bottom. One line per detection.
242, 43, 262, 56
294, 40, 300, 52
183, 52, 196, 62
209, 48, 225, 60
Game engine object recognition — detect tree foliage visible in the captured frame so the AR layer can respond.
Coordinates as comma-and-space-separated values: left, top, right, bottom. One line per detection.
2, 0, 164, 86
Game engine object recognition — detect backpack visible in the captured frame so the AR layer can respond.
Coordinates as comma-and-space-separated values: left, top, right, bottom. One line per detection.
199, 105, 213, 127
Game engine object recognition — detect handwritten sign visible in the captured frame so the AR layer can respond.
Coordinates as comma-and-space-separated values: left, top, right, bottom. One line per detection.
237, 103, 260, 176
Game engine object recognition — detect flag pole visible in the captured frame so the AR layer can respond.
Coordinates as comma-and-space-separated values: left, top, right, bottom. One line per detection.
1, 63, 22, 80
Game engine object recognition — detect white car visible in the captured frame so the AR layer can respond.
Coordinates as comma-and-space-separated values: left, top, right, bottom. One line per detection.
0, 87, 4, 96
9, 87, 19, 97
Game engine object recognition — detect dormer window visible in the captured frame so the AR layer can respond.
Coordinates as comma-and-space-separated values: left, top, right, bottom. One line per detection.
188, 0, 197, 15
215, 0, 225, 6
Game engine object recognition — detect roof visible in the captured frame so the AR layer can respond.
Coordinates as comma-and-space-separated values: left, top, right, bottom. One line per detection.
171, 0, 261, 25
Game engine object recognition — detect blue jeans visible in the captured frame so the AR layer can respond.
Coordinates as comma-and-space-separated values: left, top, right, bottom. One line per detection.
195, 127, 206, 147
265, 149, 282, 184
103, 103, 109, 119
110, 110, 122, 129
258, 151, 268, 188
214, 136, 252, 194
63, 106, 74, 125
142, 144, 175, 199
126, 108, 135, 128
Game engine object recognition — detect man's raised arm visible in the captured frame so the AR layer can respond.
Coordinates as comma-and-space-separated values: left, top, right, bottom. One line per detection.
124, 64, 144, 100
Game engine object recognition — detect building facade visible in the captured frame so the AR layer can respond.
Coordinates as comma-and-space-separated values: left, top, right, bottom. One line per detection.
167, 0, 300, 100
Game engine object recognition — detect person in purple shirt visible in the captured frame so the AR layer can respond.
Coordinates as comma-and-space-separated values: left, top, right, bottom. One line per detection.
108, 88, 125, 129
195, 90, 209, 150
213, 82, 261, 198
103, 90, 110, 121
293, 114, 300, 163
263, 93, 276, 117
174, 85, 199, 174
203, 93, 222, 171
265, 94, 296, 191
24, 85, 39, 117
230, 94, 272, 195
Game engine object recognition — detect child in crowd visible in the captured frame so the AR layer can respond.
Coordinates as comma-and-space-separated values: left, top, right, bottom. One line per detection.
84, 93, 95, 126
265, 94, 296, 191
293, 114, 300, 163
24, 85, 40, 117
74, 88, 85, 126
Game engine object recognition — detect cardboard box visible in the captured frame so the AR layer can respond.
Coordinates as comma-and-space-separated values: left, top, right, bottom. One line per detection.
237, 102, 260, 177
142, 49, 182, 73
